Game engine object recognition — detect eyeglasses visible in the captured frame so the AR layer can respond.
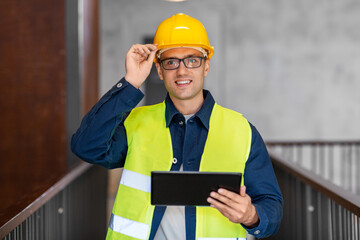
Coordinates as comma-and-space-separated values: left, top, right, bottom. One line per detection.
160, 56, 205, 70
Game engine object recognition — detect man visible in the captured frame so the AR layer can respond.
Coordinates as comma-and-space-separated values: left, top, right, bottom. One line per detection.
71, 13, 282, 240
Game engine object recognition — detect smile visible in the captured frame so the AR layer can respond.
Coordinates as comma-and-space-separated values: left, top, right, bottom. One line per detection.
175, 80, 191, 86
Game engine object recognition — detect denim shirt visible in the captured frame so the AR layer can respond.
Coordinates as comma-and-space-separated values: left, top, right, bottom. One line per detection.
71, 78, 283, 239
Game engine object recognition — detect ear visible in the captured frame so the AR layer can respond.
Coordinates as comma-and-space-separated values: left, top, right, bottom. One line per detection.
204, 59, 210, 77
155, 62, 164, 81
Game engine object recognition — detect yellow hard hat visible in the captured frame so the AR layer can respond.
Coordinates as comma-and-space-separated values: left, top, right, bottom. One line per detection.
153, 13, 214, 62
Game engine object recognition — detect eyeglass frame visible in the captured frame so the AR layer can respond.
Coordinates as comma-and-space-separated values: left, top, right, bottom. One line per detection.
159, 56, 206, 70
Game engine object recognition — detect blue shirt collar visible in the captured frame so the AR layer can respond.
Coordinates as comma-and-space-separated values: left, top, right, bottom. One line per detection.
165, 90, 215, 130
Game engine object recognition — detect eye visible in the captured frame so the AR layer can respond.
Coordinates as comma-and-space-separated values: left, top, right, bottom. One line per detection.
188, 58, 200, 64
182, 57, 203, 68
164, 59, 177, 66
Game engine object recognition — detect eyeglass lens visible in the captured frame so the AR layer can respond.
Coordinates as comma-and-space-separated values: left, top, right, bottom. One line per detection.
161, 57, 203, 70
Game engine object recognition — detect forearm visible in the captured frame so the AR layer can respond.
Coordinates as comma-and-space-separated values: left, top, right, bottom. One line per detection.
71, 78, 144, 168
242, 123, 283, 238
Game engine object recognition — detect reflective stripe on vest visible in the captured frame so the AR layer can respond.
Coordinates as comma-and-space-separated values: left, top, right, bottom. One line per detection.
120, 169, 151, 193
109, 213, 150, 240
106, 102, 251, 240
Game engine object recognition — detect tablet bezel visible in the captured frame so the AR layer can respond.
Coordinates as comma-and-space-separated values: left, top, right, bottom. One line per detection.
151, 171, 242, 206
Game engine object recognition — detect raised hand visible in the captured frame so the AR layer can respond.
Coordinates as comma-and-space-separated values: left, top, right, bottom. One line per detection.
124, 44, 158, 89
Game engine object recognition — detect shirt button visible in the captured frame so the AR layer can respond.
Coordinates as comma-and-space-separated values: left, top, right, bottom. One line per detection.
179, 121, 184, 126
116, 82, 123, 88
254, 230, 260, 235
173, 158, 178, 164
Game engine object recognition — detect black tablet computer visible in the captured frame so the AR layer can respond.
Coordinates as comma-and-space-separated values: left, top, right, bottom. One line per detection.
151, 171, 242, 206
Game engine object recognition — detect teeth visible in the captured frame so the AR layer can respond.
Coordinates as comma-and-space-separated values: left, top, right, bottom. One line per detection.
176, 80, 190, 84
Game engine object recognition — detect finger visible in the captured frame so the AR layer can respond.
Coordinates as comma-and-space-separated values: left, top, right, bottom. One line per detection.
207, 197, 240, 222
144, 44, 158, 51
146, 48, 157, 63
138, 44, 157, 55
140, 46, 151, 55
240, 185, 246, 197
209, 191, 240, 207
217, 188, 242, 203
134, 48, 148, 57
207, 196, 231, 212
135, 45, 157, 61
131, 44, 147, 56
131, 44, 143, 52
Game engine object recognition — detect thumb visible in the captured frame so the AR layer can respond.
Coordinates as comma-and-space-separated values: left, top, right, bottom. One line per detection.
146, 48, 157, 64
240, 185, 246, 197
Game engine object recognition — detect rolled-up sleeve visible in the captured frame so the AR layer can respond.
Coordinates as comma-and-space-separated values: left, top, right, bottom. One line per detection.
242, 123, 283, 238
71, 78, 144, 169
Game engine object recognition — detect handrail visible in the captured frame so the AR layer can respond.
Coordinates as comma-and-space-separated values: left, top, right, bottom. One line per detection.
269, 149, 360, 216
0, 162, 92, 238
266, 140, 360, 146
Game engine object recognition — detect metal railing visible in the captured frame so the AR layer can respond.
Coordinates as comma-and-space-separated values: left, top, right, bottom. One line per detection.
2, 142, 359, 239
0, 163, 108, 240
266, 141, 360, 240
267, 141, 360, 195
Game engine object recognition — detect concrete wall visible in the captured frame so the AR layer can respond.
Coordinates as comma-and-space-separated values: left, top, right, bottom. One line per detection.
100, 0, 360, 140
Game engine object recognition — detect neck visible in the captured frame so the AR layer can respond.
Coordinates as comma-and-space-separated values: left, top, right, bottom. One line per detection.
170, 93, 204, 115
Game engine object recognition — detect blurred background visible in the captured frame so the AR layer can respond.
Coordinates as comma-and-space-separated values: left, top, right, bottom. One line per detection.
0, 0, 359, 239
101, 0, 360, 140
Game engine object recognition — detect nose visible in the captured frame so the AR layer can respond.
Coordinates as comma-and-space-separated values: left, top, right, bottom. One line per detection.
176, 60, 188, 74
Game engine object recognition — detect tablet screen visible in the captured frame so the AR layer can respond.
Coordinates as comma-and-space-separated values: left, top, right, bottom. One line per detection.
151, 171, 242, 206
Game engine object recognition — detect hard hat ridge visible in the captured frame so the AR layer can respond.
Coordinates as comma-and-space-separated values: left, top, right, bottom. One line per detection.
156, 46, 208, 60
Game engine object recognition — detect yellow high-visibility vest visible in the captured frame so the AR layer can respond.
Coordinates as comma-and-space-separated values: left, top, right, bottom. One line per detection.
106, 102, 252, 240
